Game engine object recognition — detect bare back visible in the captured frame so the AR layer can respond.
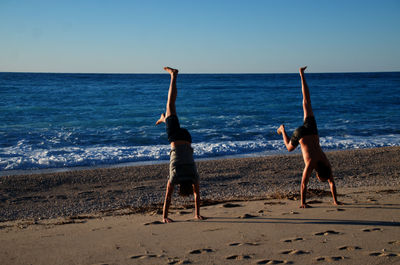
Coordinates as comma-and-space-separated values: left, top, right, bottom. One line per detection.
299, 135, 329, 168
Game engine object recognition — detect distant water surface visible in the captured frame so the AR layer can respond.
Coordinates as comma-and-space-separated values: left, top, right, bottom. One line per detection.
0, 72, 399, 172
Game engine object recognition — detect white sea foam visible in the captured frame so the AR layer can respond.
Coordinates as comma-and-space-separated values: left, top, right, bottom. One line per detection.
1, 134, 399, 171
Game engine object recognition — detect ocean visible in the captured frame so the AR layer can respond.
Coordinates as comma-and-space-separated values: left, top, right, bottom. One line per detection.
1, 72, 399, 173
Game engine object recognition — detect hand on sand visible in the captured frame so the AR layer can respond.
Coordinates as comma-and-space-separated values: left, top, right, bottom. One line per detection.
299, 203, 312, 209
163, 217, 174, 223
277, 125, 285, 135
155, 113, 165, 125
299, 66, 307, 74
195, 215, 206, 221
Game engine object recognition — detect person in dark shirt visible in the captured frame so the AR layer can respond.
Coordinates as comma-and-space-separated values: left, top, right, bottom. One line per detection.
277, 66, 341, 208
156, 67, 205, 223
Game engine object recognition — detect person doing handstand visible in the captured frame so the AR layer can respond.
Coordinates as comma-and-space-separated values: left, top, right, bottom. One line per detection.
277, 66, 341, 208
156, 67, 205, 223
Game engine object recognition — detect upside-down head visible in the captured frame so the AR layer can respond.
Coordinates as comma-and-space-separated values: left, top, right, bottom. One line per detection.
179, 181, 193, 196
316, 161, 332, 182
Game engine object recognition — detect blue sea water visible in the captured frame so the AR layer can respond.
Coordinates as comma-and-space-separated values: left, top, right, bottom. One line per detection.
0, 72, 399, 172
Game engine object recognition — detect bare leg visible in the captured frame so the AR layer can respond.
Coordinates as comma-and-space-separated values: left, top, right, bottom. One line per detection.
155, 113, 165, 125
193, 182, 205, 220
162, 180, 174, 223
300, 66, 314, 120
277, 125, 295, 152
328, 178, 341, 205
164, 67, 178, 117
300, 164, 313, 208
155, 67, 179, 125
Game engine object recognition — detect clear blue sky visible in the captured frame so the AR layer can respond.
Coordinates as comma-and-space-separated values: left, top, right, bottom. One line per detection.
0, 0, 399, 73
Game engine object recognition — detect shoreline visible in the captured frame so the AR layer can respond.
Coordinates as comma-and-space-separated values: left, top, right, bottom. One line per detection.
0, 149, 295, 177
3, 143, 399, 177
1, 146, 399, 222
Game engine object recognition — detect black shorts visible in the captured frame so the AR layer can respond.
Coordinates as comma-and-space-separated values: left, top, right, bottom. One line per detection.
165, 115, 192, 143
290, 116, 318, 148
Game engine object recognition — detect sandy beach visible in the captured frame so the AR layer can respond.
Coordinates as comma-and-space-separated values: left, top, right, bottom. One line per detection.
1, 147, 399, 264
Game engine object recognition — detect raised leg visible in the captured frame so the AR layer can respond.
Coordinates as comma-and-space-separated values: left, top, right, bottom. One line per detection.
300, 66, 314, 120
165, 67, 179, 117
277, 125, 295, 152
155, 67, 179, 125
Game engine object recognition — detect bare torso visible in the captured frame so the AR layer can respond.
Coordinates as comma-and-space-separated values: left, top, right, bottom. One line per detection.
299, 135, 329, 168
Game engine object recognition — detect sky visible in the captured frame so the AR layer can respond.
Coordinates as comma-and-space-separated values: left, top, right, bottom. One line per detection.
0, 0, 399, 73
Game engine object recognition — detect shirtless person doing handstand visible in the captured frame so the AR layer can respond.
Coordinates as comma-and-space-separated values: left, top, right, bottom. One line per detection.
277, 66, 341, 208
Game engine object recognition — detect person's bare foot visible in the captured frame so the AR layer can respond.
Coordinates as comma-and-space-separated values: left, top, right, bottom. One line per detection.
299, 66, 307, 74
156, 113, 165, 125
300, 203, 312, 208
164, 67, 178, 76
277, 124, 285, 135
194, 215, 206, 221
163, 217, 173, 223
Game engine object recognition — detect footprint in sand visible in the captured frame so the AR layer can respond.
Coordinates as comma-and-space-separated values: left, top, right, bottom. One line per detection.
225, 254, 252, 260
281, 237, 304, 243
188, 248, 214, 254
143, 221, 164, 226
326, 208, 345, 212
362, 227, 382, 232
282, 211, 299, 215
256, 259, 293, 264
280, 249, 310, 255
222, 203, 242, 208
228, 242, 259, 247
238, 213, 257, 219
388, 240, 400, 245
369, 252, 399, 257
315, 256, 346, 262
91, 226, 112, 231
130, 254, 164, 259
203, 227, 224, 232
338, 246, 362, 251
243, 242, 259, 246
314, 230, 340, 236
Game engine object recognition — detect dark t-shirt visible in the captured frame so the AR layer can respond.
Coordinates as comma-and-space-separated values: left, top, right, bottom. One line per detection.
165, 115, 192, 143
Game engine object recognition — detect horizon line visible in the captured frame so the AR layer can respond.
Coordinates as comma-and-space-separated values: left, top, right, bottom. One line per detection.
1, 70, 400, 75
